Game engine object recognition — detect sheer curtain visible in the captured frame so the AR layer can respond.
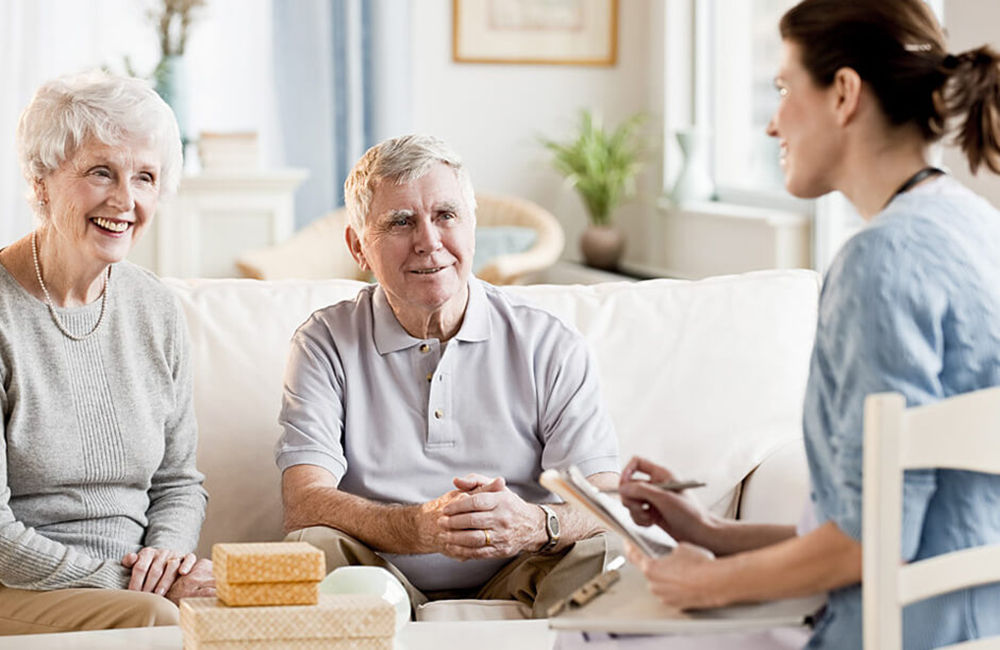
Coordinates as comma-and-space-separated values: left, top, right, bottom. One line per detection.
273, 0, 411, 229
0, 1, 151, 245
1, 0, 279, 246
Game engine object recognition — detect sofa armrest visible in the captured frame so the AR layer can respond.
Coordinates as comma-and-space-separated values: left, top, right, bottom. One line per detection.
736, 437, 809, 526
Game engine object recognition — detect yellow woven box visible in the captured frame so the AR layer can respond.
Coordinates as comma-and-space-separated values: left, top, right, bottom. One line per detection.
212, 542, 326, 584
216, 579, 319, 607
180, 594, 395, 647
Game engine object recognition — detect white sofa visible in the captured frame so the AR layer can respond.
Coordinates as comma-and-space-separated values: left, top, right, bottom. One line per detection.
165, 269, 820, 613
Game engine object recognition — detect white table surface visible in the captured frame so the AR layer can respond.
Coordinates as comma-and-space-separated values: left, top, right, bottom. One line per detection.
0, 619, 810, 650
0, 620, 557, 650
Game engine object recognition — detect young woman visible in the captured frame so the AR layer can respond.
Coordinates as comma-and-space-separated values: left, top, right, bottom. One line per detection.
621, 1, 1000, 647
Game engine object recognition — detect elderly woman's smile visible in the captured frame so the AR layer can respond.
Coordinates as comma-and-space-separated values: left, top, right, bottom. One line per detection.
41, 137, 161, 264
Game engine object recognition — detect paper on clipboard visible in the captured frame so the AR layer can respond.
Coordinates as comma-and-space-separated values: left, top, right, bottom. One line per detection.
539, 466, 675, 558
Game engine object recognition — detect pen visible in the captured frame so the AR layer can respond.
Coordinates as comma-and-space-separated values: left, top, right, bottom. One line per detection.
600, 479, 706, 495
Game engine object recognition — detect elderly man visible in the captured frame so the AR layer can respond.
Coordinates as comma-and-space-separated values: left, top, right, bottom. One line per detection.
275, 134, 619, 617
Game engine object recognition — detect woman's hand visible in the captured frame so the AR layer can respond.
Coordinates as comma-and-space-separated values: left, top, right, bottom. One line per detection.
164, 558, 216, 604
626, 541, 723, 610
122, 547, 196, 596
618, 456, 718, 548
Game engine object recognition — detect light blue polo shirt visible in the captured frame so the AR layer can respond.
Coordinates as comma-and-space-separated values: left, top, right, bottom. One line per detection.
275, 278, 619, 591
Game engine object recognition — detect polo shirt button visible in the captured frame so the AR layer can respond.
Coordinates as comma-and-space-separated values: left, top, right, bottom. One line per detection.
426, 372, 433, 382
419, 344, 430, 353
434, 409, 444, 419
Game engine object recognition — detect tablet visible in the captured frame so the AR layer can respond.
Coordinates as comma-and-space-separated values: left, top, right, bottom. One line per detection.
539, 466, 674, 558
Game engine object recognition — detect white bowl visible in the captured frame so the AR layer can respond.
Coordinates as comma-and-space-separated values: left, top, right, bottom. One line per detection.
319, 565, 410, 631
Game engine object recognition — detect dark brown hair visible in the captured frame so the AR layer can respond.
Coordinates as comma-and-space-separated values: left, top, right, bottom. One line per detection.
780, 0, 1000, 174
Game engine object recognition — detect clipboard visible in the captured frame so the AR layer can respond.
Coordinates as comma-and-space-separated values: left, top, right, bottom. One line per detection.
549, 561, 827, 635
541, 466, 827, 635
539, 466, 673, 558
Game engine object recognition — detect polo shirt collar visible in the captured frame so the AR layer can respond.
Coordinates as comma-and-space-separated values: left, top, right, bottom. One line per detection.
372, 277, 491, 354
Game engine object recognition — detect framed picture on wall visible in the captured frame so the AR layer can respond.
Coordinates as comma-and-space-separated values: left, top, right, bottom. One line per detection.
453, 0, 618, 66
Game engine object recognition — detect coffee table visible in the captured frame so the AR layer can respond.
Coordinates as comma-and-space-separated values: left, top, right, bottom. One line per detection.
0, 621, 814, 649
0, 620, 557, 650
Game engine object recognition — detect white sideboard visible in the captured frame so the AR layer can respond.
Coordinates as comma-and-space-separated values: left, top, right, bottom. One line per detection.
657, 200, 812, 280
129, 169, 308, 278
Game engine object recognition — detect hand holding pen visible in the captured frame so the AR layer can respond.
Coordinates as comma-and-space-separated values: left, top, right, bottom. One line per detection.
617, 455, 716, 549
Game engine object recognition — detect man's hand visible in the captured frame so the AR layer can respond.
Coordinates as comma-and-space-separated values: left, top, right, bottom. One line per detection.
435, 474, 545, 560
412, 484, 481, 554
122, 547, 197, 596
164, 558, 216, 604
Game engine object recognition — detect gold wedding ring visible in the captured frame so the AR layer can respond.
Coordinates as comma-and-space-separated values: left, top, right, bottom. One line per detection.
484, 529, 492, 546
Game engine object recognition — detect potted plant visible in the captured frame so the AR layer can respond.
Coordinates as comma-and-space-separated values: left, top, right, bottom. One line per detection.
542, 110, 644, 270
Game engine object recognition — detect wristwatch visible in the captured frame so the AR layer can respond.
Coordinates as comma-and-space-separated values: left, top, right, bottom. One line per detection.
539, 504, 560, 553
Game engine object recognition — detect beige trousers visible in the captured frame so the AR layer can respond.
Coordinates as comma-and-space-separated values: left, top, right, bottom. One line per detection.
286, 526, 619, 618
0, 585, 179, 636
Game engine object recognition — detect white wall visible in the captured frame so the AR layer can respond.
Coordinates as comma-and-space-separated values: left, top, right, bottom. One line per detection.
408, 0, 666, 265
942, 0, 1000, 209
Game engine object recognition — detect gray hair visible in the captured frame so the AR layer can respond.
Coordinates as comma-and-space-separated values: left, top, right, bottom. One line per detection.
343, 134, 477, 234
16, 69, 183, 217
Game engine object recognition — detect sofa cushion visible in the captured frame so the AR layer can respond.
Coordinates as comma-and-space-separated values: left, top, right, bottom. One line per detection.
164, 269, 819, 557
415, 599, 532, 622
504, 271, 819, 517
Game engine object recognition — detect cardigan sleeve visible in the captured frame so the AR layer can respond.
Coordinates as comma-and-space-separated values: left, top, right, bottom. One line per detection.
142, 300, 208, 553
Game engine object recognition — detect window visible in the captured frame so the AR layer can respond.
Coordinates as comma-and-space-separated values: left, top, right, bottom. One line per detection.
707, 0, 800, 202
666, 0, 947, 272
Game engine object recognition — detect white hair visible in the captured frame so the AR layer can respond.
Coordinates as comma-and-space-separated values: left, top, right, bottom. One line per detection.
343, 134, 477, 234
16, 69, 183, 217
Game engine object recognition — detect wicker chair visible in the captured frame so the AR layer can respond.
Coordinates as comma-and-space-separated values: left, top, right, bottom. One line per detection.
235, 194, 564, 285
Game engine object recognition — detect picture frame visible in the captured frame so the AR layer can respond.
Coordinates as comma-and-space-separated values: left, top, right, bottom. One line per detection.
453, 0, 618, 66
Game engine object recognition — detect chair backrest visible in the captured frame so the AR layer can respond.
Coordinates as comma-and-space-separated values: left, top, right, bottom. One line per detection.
862, 387, 1000, 649
473, 194, 564, 284
235, 208, 367, 281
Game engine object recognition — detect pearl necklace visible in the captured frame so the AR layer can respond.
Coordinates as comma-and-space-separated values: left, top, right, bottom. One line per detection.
31, 230, 111, 341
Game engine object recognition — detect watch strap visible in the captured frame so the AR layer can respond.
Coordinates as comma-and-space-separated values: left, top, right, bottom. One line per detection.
539, 504, 560, 553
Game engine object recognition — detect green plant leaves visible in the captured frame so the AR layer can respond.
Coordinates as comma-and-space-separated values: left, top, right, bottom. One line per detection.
541, 110, 645, 225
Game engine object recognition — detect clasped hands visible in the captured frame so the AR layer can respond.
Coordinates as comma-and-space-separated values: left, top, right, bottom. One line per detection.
121, 547, 216, 604
417, 473, 544, 560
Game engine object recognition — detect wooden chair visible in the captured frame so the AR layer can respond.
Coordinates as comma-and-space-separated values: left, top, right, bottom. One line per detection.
862, 387, 1000, 649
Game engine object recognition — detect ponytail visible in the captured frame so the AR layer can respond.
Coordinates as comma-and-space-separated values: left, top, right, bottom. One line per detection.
939, 46, 1000, 175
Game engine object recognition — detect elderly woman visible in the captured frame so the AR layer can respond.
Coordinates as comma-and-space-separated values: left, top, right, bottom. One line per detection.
621, 0, 1000, 648
0, 71, 212, 634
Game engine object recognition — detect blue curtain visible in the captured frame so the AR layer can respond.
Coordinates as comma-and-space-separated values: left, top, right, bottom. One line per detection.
273, 0, 386, 229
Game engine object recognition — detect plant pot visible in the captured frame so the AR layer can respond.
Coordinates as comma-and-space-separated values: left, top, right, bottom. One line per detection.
580, 224, 625, 271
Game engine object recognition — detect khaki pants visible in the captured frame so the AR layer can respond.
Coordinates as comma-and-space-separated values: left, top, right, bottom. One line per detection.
286, 526, 620, 618
0, 585, 179, 636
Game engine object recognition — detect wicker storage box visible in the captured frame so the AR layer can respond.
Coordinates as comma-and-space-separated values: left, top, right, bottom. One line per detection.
180, 594, 394, 650
212, 542, 325, 607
